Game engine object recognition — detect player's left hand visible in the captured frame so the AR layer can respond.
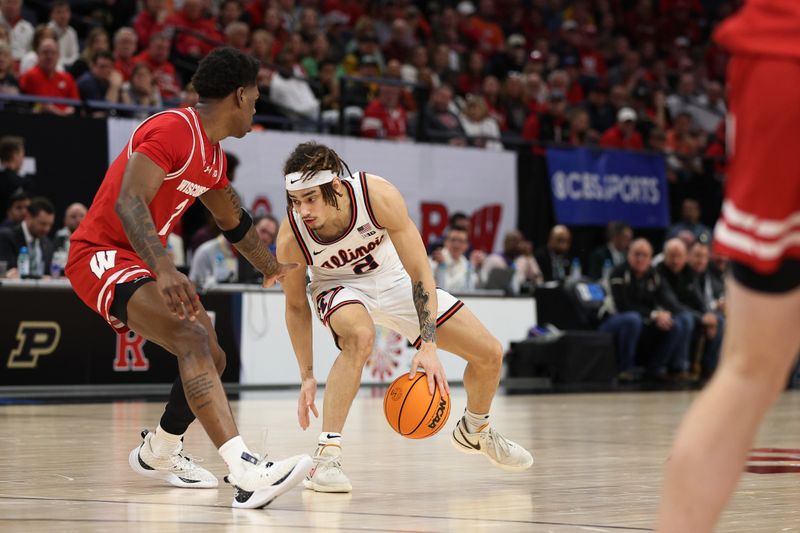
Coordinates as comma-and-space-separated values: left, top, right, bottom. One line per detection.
409, 342, 449, 398
262, 262, 300, 288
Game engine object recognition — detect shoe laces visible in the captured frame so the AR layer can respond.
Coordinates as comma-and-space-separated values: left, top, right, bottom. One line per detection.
480, 427, 512, 459
315, 445, 344, 473
170, 448, 206, 471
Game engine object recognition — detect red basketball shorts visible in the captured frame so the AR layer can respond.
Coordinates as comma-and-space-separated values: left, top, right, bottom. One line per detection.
713, 55, 800, 274
65, 240, 155, 333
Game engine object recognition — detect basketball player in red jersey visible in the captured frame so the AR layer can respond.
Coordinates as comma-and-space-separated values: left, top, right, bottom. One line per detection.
276, 143, 533, 493
656, 2, 800, 530
65, 47, 311, 509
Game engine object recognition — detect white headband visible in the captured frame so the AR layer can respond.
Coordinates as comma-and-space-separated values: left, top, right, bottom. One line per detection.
285, 170, 336, 191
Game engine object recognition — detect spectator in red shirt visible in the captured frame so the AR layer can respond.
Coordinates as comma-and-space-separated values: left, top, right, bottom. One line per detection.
133, 0, 167, 50
133, 33, 181, 100
166, 0, 222, 58
600, 107, 644, 150
579, 25, 607, 79
461, 0, 504, 56
112, 27, 138, 81
361, 82, 408, 141
18, 37, 78, 115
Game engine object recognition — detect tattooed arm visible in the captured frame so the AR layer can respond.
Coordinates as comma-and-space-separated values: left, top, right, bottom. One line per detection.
115, 153, 200, 319
365, 173, 448, 396
199, 183, 283, 277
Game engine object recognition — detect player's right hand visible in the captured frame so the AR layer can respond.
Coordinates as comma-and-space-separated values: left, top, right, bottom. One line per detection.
263, 261, 300, 288
297, 377, 319, 430
156, 267, 200, 321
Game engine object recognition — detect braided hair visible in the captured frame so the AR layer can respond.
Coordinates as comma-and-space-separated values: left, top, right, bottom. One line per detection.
283, 142, 354, 209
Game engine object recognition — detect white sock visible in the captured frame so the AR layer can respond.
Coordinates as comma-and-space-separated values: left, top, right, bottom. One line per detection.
150, 425, 183, 458
317, 431, 342, 455
464, 409, 490, 433
219, 435, 252, 479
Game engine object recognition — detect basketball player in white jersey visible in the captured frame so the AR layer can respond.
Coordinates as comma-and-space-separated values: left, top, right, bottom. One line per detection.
276, 142, 533, 492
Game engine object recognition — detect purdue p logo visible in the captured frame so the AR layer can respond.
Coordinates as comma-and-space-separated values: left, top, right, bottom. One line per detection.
7, 321, 61, 368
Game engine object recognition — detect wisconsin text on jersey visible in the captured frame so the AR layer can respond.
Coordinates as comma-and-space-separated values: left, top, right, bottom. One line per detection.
176, 179, 210, 197
318, 234, 385, 269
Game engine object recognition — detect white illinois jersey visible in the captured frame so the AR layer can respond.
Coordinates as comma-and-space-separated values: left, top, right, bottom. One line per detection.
286, 172, 405, 283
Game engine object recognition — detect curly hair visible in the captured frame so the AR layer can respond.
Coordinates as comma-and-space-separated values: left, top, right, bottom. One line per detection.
283, 142, 353, 209
192, 47, 259, 100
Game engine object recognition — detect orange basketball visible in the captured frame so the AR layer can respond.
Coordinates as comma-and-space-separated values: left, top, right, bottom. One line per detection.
383, 372, 450, 439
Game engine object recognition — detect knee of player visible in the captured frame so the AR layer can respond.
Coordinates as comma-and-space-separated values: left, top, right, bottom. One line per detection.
487, 339, 504, 368
344, 326, 375, 361
171, 323, 211, 358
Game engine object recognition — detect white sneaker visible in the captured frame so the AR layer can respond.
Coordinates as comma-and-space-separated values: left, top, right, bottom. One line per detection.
451, 417, 534, 472
128, 429, 218, 488
227, 452, 313, 509
303, 444, 352, 493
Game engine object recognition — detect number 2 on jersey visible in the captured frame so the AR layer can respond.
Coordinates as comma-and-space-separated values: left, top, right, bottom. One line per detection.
352, 253, 379, 275
158, 199, 189, 236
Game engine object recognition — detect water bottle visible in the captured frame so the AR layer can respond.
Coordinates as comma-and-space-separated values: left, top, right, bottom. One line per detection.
569, 257, 582, 282
17, 246, 30, 279
213, 252, 228, 283
602, 258, 613, 281
51, 248, 68, 278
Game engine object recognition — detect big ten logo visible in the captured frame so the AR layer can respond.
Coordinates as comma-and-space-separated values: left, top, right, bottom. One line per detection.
250, 196, 273, 217
7, 321, 61, 368
113, 312, 215, 371
420, 203, 502, 252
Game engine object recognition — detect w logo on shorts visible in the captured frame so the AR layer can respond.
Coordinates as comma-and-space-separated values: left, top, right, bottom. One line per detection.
90, 250, 117, 279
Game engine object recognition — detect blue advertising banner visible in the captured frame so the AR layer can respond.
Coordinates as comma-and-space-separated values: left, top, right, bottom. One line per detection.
546, 147, 670, 228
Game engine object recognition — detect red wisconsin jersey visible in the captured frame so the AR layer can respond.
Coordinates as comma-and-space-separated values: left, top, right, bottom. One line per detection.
714, 0, 800, 59
72, 107, 229, 251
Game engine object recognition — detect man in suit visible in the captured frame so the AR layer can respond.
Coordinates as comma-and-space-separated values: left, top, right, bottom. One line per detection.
686, 240, 726, 377
0, 196, 55, 277
588, 221, 632, 280
535, 224, 572, 282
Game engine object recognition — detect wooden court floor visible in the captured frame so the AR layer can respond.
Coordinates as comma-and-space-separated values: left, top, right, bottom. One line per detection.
2, 388, 800, 532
